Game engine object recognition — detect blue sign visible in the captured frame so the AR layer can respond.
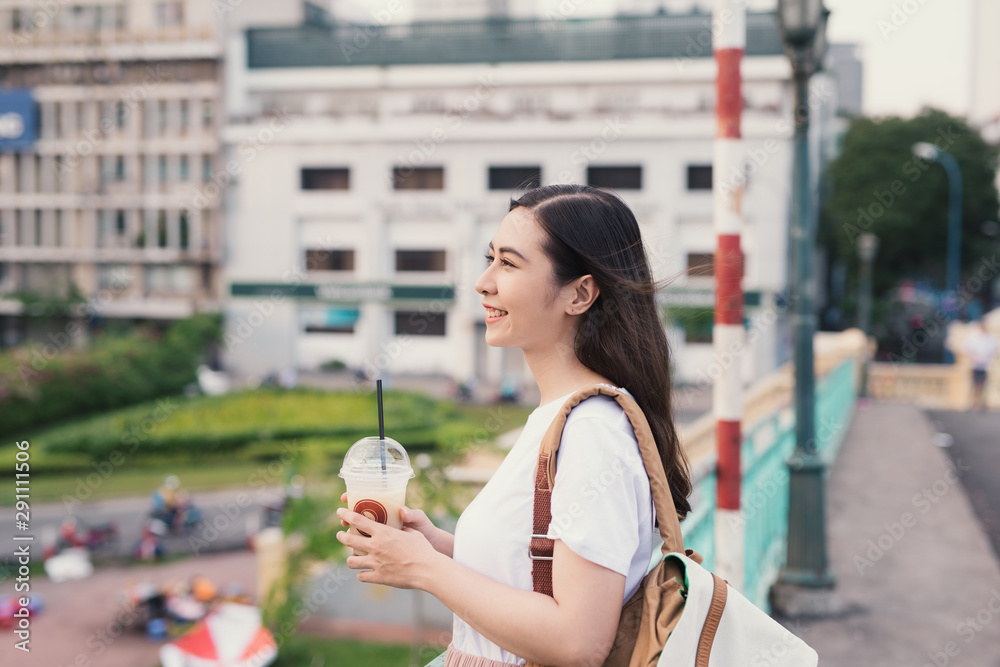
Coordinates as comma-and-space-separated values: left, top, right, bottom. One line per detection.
0, 89, 37, 151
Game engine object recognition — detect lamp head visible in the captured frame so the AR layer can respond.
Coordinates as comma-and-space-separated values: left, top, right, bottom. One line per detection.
912, 142, 939, 161
857, 233, 879, 262
778, 0, 825, 48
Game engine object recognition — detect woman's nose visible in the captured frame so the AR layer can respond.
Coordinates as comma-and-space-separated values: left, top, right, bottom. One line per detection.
474, 266, 496, 295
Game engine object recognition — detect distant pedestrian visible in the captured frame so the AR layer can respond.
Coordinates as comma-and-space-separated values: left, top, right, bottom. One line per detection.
964, 320, 997, 411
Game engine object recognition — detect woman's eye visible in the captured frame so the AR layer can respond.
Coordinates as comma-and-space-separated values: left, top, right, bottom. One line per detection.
484, 253, 515, 268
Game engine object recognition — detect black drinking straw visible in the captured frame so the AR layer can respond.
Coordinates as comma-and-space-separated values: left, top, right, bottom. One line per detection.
376, 379, 386, 472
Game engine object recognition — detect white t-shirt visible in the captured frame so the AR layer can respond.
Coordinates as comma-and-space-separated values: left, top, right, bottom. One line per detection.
964, 329, 998, 370
450, 388, 656, 664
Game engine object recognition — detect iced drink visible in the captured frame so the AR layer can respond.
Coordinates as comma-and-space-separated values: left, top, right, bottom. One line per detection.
339, 436, 414, 556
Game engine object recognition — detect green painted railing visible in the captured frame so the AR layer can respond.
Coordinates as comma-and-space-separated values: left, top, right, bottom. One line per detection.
675, 358, 859, 611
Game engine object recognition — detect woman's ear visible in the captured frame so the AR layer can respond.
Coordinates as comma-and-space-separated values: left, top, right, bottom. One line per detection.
565, 275, 600, 316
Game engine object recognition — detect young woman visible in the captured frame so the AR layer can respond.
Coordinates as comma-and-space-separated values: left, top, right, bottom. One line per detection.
337, 184, 692, 666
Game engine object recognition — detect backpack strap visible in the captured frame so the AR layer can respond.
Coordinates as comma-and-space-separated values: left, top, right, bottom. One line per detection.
531, 384, 685, 598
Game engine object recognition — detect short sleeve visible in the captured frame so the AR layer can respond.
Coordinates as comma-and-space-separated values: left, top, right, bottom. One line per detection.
546, 410, 648, 576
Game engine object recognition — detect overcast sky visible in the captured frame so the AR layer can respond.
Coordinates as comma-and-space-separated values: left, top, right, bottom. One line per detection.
824, 0, 975, 119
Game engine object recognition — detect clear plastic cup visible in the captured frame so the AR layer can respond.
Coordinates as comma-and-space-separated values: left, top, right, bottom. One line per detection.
339, 436, 414, 556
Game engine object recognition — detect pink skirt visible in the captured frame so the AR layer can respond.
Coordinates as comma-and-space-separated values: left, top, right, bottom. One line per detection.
443, 643, 522, 667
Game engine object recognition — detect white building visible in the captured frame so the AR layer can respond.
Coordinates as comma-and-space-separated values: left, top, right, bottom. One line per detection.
222, 11, 844, 386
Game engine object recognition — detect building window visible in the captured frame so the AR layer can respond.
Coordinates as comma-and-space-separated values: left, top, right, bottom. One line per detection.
157, 211, 167, 247
99, 264, 132, 290
114, 4, 127, 29
488, 166, 541, 191
115, 210, 126, 236
179, 100, 188, 131
179, 211, 189, 249
395, 311, 446, 336
115, 155, 125, 181
53, 102, 62, 139
305, 249, 355, 272
34, 211, 42, 245
179, 155, 189, 181
686, 253, 714, 278
158, 156, 168, 183
202, 155, 212, 182
686, 165, 713, 190
301, 168, 350, 191
155, 1, 183, 27
115, 101, 126, 129
146, 265, 194, 293
158, 100, 168, 134
393, 167, 444, 191
587, 166, 642, 190
303, 307, 359, 334
202, 100, 212, 128
396, 250, 446, 272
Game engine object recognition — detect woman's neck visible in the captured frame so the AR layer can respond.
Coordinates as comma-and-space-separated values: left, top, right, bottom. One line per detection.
523, 345, 611, 406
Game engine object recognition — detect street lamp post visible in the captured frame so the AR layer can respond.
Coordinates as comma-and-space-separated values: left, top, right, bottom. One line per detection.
774, 0, 837, 600
857, 233, 879, 397
912, 142, 963, 362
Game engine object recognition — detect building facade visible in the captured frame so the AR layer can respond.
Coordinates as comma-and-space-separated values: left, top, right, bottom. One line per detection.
0, 0, 224, 346
222, 12, 844, 386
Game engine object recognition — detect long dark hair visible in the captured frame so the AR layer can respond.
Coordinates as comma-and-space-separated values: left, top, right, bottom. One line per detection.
510, 184, 692, 518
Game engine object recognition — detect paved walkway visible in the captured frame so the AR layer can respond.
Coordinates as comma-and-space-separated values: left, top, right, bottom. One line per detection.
794, 400, 1000, 666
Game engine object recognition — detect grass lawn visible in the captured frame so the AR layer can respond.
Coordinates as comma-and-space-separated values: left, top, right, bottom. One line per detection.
0, 390, 532, 506
271, 636, 445, 666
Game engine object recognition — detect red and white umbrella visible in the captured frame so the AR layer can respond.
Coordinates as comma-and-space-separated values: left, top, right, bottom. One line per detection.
160, 603, 277, 667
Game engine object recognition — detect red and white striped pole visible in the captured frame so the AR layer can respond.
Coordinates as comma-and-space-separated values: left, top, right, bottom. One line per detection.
713, 0, 746, 592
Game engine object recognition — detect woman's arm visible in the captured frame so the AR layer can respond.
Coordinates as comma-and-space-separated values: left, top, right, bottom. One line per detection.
336, 508, 624, 666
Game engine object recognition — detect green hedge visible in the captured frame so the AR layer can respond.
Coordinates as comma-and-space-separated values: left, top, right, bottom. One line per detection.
15, 387, 516, 474
0, 314, 221, 436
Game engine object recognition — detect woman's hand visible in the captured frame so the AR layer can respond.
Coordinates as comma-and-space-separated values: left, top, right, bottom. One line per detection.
336, 507, 440, 589
339, 493, 454, 557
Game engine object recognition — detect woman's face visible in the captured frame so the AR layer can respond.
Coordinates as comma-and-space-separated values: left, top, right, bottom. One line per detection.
474, 207, 575, 353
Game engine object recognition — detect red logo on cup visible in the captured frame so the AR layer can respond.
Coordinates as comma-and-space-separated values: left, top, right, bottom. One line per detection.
353, 499, 388, 537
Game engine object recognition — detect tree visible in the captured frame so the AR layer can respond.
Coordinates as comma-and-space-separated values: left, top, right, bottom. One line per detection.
820, 108, 999, 325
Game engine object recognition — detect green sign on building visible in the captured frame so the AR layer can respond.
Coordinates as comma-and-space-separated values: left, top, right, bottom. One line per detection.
230, 282, 456, 303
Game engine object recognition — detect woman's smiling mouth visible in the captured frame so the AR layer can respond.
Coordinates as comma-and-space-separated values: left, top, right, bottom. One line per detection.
484, 305, 508, 322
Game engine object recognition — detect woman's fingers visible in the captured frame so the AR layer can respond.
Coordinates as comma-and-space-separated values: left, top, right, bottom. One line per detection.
336, 508, 380, 536
340, 493, 349, 526
335, 525, 369, 553
345, 553, 375, 571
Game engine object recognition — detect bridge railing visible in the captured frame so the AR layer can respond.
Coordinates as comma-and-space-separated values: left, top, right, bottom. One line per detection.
676, 330, 865, 611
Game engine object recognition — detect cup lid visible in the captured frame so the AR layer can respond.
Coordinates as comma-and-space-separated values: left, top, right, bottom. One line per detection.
339, 436, 415, 480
